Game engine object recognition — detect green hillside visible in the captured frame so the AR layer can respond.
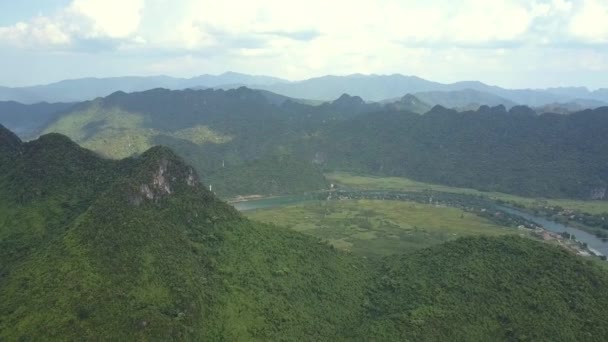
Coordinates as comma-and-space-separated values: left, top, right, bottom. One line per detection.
316, 106, 608, 199
2, 126, 608, 340
0, 126, 367, 340
41, 88, 329, 197
358, 236, 608, 341
37, 87, 608, 200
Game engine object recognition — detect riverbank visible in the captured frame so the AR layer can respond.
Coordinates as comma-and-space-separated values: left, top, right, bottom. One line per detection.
234, 189, 608, 261
326, 172, 608, 215
326, 172, 608, 252
227, 194, 268, 203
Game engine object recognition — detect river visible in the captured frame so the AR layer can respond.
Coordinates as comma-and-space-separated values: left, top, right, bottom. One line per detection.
499, 206, 607, 256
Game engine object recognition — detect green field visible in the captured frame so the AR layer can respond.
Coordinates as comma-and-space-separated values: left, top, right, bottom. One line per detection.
246, 199, 519, 257
326, 172, 608, 215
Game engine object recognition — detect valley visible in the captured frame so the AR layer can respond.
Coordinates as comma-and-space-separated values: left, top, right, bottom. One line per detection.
0, 99, 608, 341
241, 191, 608, 261
328, 172, 608, 240
5, 87, 608, 201
2, 115, 608, 340
4, 1, 608, 339
326, 171, 608, 215
234, 169, 608, 260
246, 199, 518, 257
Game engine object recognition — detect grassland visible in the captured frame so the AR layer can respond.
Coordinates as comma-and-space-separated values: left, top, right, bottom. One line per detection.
326, 171, 608, 215
246, 199, 518, 257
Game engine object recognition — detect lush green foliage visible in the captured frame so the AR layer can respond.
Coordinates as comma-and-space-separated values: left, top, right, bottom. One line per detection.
41, 88, 329, 197
246, 199, 517, 257
358, 236, 608, 341
206, 155, 328, 197
327, 172, 608, 238
317, 106, 608, 199
0, 129, 368, 340
2, 128, 608, 340
35, 87, 608, 200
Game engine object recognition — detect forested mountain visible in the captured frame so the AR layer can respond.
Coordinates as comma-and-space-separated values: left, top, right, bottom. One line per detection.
535, 99, 608, 114
313, 105, 608, 199
39, 87, 330, 197
0, 101, 74, 138
384, 94, 432, 114
413, 89, 517, 110
0, 127, 365, 339
32, 87, 608, 199
357, 236, 608, 341
2, 126, 607, 340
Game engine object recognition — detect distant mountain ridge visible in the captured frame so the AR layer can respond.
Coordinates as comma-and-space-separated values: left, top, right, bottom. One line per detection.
384, 94, 433, 113
0, 72, 289, 103
413, 89, 518, 110
17, 85, 608, 200
2, 72, 607, 107
253, 74, 608, 106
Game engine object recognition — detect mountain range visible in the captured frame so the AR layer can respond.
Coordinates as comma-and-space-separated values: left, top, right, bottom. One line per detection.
0, 72, 287, 104
2, 72, 607, 108
2, 124, 608, 340
1, 86, 605, 200
314, 104, 608, 199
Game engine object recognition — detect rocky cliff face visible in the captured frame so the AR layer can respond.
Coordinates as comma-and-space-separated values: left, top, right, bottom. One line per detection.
127, 147, 201, 206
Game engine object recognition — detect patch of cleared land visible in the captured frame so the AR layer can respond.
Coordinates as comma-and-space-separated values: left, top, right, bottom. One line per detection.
246, 199, 518, 257
326, 172, 608, 215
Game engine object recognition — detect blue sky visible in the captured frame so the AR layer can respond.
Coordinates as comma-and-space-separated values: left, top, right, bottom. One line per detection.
0, 0, 607, 89
0, 1, 70, 25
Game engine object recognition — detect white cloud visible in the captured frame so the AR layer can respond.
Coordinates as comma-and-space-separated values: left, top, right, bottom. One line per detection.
446, 0, 532, 44
0, 16, 71, 47
67, 0, 144, 38
379, 0, 534, 45
1, 0, 608, 87
552, 0, 573, 12
0, 0, 144, 49
570, 0, 608, 43
1, 0, 601, 51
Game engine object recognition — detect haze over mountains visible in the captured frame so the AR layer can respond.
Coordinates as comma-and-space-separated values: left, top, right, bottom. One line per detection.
2, 72, 608, 108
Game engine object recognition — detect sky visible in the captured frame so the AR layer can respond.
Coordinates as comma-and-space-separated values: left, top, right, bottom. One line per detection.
0, 0, 607, 89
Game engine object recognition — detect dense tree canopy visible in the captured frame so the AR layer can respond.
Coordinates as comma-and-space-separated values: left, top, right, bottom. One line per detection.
1, 127, 608, 340
5, 88, 608, 199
